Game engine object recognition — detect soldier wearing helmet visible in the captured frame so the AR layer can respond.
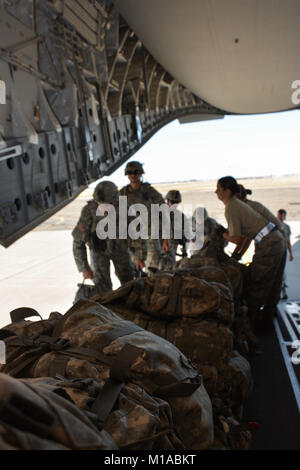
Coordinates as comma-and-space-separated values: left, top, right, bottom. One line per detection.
72, 180, 134, 293
120, 161, 165, 273
161, 190, 191, 267
189, 206, 218, 254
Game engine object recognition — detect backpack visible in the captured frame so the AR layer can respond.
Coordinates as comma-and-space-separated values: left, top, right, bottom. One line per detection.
0, 373, 116, 450
96, 270, 253, 449
0, 301, 214, 450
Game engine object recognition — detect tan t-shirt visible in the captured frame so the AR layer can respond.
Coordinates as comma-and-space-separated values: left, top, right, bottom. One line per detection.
225, 197, 268, 239
282, 222, 291, 241
246, 200, 283, 232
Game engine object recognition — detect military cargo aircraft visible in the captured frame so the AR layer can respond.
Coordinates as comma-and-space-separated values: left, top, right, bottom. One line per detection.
1, 0, 299, 247
0, 0, 299, 449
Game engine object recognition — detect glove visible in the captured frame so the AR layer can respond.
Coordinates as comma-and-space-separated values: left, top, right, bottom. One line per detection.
216, 225, 228, 237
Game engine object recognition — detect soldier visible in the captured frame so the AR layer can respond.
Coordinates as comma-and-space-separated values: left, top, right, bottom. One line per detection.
120, 161, 165, 273
216, 176, 286, 331
277, 209, 294, 299
72, 180, 134, 294
160, 190, 190, 269
237, 185, 284, 233
189, 206, 218, 254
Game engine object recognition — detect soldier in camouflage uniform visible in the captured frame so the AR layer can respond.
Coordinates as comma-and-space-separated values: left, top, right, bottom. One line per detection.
72, 181, 134, 293
159, 190, 191, 269
120, 161, 165, 273
189, 206, 218, 255
277, 209, 294, 299
216, 176, 286, 331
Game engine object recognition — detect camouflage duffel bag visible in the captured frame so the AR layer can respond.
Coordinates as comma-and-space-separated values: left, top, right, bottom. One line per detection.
0, 373, 116, 450
224, 351, 253, 406
0, 302, 213, 450
219, 259, 244, 300
100, 305, 233, 396
97, 272, 232, 321
178, 254, 220, 269
177, 256, 244, 301
175, 266, 232, 290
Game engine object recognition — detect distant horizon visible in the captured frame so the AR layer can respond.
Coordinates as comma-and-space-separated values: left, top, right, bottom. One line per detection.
98, 110, 300, 189
88, 172, 300, 194
150, 173, 300, 185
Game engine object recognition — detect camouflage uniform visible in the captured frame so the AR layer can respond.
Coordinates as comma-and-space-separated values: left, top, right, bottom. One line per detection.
225, 196, 286, 327
120, 181, 165, 272
163, 190, 189, 265
280, 221, 292, 297
168, 209, 189, 258
189, 207, 218, 254
245, 199, 284, 233
246, 230, 286, 326
72, 182, 134, 293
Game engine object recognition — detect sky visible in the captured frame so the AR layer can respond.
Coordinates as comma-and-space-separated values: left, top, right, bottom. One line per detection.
107, 109, 300, 188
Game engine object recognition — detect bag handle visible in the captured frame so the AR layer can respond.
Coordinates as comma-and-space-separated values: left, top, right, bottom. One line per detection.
10, 308, 43, 324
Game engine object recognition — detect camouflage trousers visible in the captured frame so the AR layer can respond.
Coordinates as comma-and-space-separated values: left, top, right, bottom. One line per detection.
128, 238, 147, 264
145, 239, 162, 273
246, 230, 286, 327
168, 240, 179, 261
90, 242, 134, 293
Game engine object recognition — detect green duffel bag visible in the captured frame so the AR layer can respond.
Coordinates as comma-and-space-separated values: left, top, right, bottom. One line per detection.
0, 301, 214, 450
97, 273, 223, 319
0, 373, 116, 450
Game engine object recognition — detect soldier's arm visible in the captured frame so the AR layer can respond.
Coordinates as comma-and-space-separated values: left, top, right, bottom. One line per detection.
223, 232, 251, 260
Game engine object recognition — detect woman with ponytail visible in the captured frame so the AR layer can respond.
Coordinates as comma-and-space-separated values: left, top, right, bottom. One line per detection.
215, 176, 286, 330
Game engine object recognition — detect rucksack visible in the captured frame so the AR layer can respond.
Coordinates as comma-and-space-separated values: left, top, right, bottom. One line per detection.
0, 301, 214, 450
0, 373, 116, 450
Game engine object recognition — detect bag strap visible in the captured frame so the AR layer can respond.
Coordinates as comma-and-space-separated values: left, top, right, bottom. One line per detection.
154, 376, 202, 398
10, 307, 43, 323
149, 361, 203, 397
1, 321, 144, 377
165, 274, 182, 316
91, 343, 143, 429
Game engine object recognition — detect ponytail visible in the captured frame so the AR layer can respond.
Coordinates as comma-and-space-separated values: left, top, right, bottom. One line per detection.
217, 176, 239, 195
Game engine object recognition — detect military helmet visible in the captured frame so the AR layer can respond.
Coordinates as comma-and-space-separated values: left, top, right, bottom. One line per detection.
124, 161, 144, 175
165, 190, 182, 203
93, 181, 119, 204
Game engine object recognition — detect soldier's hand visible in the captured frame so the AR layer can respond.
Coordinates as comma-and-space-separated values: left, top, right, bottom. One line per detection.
83, 269, 94, 280
162, 239, 169, 252
135, 260, 145, 270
